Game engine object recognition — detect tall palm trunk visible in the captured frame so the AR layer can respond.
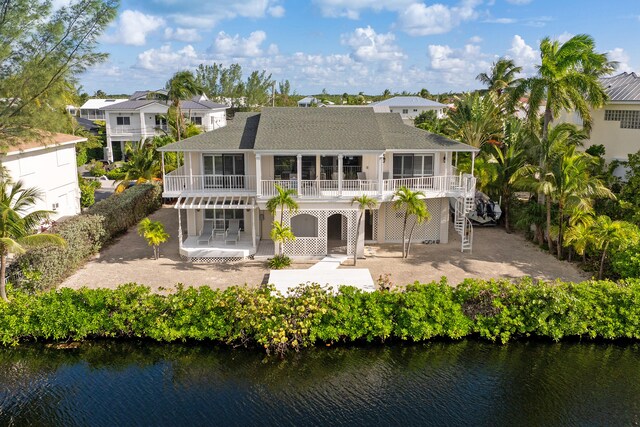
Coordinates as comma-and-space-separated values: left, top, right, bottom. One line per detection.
598, 242, 609, 280
546, 196, 554, 254
556, 203, 564, 260
354, 212, 363, 266
0, 252, 7, 302
406, 218, 418, 258
401, 212, 408, 258
542, 104, 553, 141
175, 101, 182, 141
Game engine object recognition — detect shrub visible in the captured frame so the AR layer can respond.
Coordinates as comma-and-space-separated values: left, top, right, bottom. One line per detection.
610, 242, 640, 278
268, 254, 292, 269
88, 160, 106, 177
105, 168, 126, 180
2, 279, 640, 353
8, 184, 162, 292
79, 179, 100, 208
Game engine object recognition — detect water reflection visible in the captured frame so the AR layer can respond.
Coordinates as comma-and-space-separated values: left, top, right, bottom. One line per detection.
0, 341, 639, 426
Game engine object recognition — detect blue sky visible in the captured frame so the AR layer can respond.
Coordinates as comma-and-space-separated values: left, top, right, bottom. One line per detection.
77, 0, 640, 96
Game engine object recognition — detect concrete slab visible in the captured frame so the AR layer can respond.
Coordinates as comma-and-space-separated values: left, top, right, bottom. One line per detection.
269, 268, 375, 294
308, 255, 348, 271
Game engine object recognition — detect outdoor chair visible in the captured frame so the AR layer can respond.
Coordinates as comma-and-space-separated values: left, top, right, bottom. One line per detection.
197, 222, 214, 245
225, 219, 241, 245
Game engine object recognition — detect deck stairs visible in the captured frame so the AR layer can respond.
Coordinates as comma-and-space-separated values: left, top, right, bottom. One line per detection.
454, 196, 474, 253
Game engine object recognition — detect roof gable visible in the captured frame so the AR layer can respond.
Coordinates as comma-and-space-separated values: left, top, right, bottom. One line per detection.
372, 96, 447, 108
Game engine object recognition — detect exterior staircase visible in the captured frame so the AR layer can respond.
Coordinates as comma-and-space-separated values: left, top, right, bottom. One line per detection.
454, 195, 474, 253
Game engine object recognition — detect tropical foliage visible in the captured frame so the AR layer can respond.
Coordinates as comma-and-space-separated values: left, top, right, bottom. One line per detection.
266, 184, 298, 257
137, 218, 169, 260
0, 179, 65, 300
392, 187, 430, 258
351, 195, 378, 266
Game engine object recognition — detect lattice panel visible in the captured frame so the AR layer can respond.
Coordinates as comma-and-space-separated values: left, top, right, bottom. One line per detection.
372, 209, 378, 241
384, 199, 442, 243
181, 255, 246, 263
281, 209, 358, 256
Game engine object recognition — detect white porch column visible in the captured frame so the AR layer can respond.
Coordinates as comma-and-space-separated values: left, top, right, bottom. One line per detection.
444, 151, 450, 176
161, 152, 165, 183
296, 154, 302, 195
139, 112, 146, 137
178, 208, 183, 249
377, 153, 384, 196
255, 154, 262, 196
251, 206, 256, 248
471, 153, 475, 177
338, 154, 343, 196
315, 155, 321, 181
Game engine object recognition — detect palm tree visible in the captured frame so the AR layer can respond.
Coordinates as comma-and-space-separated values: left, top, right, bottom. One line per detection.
446, 92, 504, 150
270, 220, 296, 257
591, 215, 628, 280
476, 57, 523, 96
115, 139, 160, 192
392, 186, 427, 258
164, 71, 204, 141
512, 34, 615, 140
405, 201, 430, 258
0, 180, 65, 301
266, 184, 298, 255
137, 218, 169, 260
351, 195, 378, 266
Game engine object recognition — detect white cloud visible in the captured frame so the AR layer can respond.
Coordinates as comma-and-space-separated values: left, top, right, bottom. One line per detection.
169, 0, 285, 28
341, 26, 405, 62
397, 0, 481, 36
556, 31, 574, 44
164, 27, 201, 43
484, 17, 516, 24
608, 48, 633, 74
136, 44, 199, 71
507, 35, 538, 75
312, 0, 413, 19
103, 10, 165, 46
427, 42, 491, 86
506, 0, 532, 4
268, 5, 285, 17
469, 36, 483, 43
211, 31, 268, 57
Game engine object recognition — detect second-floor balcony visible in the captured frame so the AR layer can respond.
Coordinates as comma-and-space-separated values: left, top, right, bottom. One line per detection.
164, 171, 256, 195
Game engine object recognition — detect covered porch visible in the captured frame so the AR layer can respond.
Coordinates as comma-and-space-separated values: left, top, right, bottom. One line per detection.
175, 195, 260, 261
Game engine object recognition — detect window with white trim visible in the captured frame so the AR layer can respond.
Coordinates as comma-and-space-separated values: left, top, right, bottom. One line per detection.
402, 109, 409, 114
116, 116, 130, 125
204, 209, 244, 231
190, 116, 203, 125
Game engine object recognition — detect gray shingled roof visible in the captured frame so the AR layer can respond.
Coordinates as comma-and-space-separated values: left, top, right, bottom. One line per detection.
372, 96, 446, 108
601, 72, 640, 102
159, 107, 476, 152
181, 100, 227, 110
158, 112, 260, 151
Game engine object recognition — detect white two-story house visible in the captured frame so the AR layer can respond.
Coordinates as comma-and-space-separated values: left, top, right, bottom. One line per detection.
1, 133, 83, 220
100, 91, 228, 162
79, 98, 128, 120
159, 107, 478, 262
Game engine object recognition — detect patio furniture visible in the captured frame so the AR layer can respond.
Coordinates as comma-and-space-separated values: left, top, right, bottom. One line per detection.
224, 219, 241, 245
213, 229, 226, 240
197, 222, 214, 245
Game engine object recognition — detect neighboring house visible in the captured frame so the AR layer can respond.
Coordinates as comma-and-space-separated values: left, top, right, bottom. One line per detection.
371, 96, 448, 124
159, 107, 478, 262
100, 93, 228, 162
556, 72, 640, 177
65, 105, 78, 116
79, 98, 128, 120
297, 96, 324, 107
1, 133, 83, 220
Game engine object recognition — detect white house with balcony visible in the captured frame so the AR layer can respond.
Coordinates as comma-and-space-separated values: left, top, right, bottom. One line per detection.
79, 98, 128, 120
100, 93, 227, 162
158, 107, 478, 262
1, 133, 83, 221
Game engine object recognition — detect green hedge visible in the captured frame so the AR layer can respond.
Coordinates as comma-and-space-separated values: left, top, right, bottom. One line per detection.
8, 183, 162, 291
2, 278, 640, 354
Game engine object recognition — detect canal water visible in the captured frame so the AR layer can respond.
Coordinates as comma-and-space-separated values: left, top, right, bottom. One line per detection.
1, 340, 639, 426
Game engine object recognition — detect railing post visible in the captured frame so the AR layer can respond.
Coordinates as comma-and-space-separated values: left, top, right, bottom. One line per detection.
378, 154, 384, 196
338, 154, 343, 197
255, 154, 262, 196
296, 154, 302, 196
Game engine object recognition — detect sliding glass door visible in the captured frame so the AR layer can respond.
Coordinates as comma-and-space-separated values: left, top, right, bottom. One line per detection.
393, 154, 434, 179
203, 154, 245, 188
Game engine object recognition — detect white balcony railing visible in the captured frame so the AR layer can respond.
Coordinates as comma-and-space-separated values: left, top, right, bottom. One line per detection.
112, 125, 133, 134
163, 172, 475, 198
164, 174, 256, 194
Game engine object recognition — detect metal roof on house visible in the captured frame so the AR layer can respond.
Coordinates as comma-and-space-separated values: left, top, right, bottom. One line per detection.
159, 107, 476, 152
180, 100, 228, 110
371, 96, 447, 108
601, 72, 640, 102
100, 100, 160, 110
158, 112, 260, 151
79, 98, 128, 109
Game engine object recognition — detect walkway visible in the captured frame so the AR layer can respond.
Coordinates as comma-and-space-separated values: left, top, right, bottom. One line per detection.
269, 255, 375, 294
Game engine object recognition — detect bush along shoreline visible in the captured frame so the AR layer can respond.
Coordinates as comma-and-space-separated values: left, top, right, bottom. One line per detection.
2, 278, 640, 355
7, 183, 162, 292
